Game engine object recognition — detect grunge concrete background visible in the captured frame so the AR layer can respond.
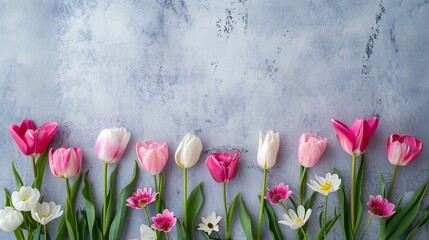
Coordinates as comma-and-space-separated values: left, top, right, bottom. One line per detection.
1, 0, 429, 239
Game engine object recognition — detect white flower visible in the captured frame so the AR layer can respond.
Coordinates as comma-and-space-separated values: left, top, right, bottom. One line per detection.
257, 131, 280, 169
0, 207, 23, 232
11, 186, 40, 211
31, 202, 63, 225
197, 211, 222, 235
139, 224, 156, 240
307, 173, 341, 196
278, 205, 311, 230
175, 133, 203, 169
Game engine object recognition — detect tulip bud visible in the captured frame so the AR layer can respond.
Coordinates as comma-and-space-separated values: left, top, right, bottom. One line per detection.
96, 127, 131, 164
257, 131, 280, 169
298, 133, 327, 168
206, 150, 239, 183
136, 140, 169, 175
387, 134, 423, 166
49, 147, 82, 178
175, 133, 202, 169
0, 207, 23, 232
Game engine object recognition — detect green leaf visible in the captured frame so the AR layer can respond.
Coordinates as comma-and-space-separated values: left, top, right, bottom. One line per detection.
32, 224, 43, 240
354, 154, 365, 232
382, 182, 428, 239
13, 227, 25, 240
186, 182, 204, 239
333, 168, 353, 240
227, 193, 240, 231
315, 213, 340, 240
66, 217, 77, 240
32, 150, 48, 190
302, 191, 317, 233
406, 204, 429, 239
79, 213, 88, 240
380, 172, 385, 197
260, 196, 283, 240
104, 164, 118, 235
239, 195, 254, 240
319, 210, 323, 229
12, 161, 24, 188
108, 161, 138, 240
176, 219, 189, 240
4, 189, 11, 206
82, 172, 99, 240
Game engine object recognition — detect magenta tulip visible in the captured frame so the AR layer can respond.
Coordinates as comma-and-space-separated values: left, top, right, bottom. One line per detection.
9, 119, 58, 156
49, 147, 82, 178
298, 133, 327, 168
136, 140, 169, 175
205, 150, 239, 183
331, 117, 378, 156
96, 127, 131, 164
387, 134, 423, 166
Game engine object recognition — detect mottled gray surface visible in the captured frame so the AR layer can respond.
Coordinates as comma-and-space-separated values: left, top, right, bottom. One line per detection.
1, 0, 429, 239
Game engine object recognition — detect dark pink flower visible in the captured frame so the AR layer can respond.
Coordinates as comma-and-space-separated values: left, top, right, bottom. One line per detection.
367, 195, 395, 218
265, 183, 293, 205
331, 117, 378, 156
126, 188, 158, 209
9, 119, 58, 156
205, 150, 239, 183
387, 134, 423, 166
151, 209, 176, 232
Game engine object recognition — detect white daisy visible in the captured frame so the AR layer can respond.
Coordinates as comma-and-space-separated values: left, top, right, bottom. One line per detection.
278, 205, 312, 230
307, 173, 341, 196
197, 211, 222, 235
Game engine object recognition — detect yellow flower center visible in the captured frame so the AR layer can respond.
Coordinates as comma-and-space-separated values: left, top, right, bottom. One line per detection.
41, 214, 47, 218
23, 197, 28, 201
320, 182, 333, 192
295, 218, 302, 224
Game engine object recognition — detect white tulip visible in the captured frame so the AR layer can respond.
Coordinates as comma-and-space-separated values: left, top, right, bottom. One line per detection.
11, 186, 40, 211
0, 207, 23, 232
257, 131, 280, 169
175, 133, 203, 169
31, 201, 63, 225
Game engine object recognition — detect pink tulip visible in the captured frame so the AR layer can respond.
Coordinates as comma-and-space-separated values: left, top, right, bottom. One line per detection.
387, 134, 423, 166
96, 127, 131, 164
331, 117, 379, 156
151, 209, 176, 232
49, 147, 82, 178
367, 195, 395, 217
9, 119, 58, 156
205, 150, 239, 183
298, 133, 327, 168
136, 140, 169, 175
126, 188, 158, 209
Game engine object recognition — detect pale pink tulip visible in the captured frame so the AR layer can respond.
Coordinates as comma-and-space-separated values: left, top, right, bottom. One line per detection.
9, 119, 58, 156
151, 209, 176, 232
367, 195, 395, 217
96, 127, 131, 164
387, 134, 423, 166
205, 150, 239, 183
49, 147, 82, 178
298, 133, 327, 167
136, 140, 169, 175
331, 117, 378, 156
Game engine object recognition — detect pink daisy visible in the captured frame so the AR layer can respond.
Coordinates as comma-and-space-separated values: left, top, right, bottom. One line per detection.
367, 195, 395, 217
126, 188, 158, 209
265, 182, 293, 205
151, 209, 177, 232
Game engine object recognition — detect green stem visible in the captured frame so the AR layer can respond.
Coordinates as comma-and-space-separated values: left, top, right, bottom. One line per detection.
360, 214, 374, 240
165, 231, 169, 240
300, 227, 309, 240
154, 175, 158, 192
24, 213, 33, 239
65, 178, 78, 236
257, 166, 268, 240
223, 182, 229, 239
44, 224, 47, 240
157, 173, 164, 213
183, 168, 188, 228
103, 163, 108, 237
280, 202, 289, 213
299, 167, 307, 205
387, 165, 398, 200
144, 207, 151, 225
351, 154, 357, 234
324, 195, 328, 238
31, 155, 37, 179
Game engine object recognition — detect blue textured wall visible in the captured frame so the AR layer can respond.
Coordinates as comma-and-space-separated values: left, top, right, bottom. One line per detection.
1, 0, 429, 239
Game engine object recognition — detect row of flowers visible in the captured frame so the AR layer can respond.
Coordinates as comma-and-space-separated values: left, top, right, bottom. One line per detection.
0, 117, 426, 240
